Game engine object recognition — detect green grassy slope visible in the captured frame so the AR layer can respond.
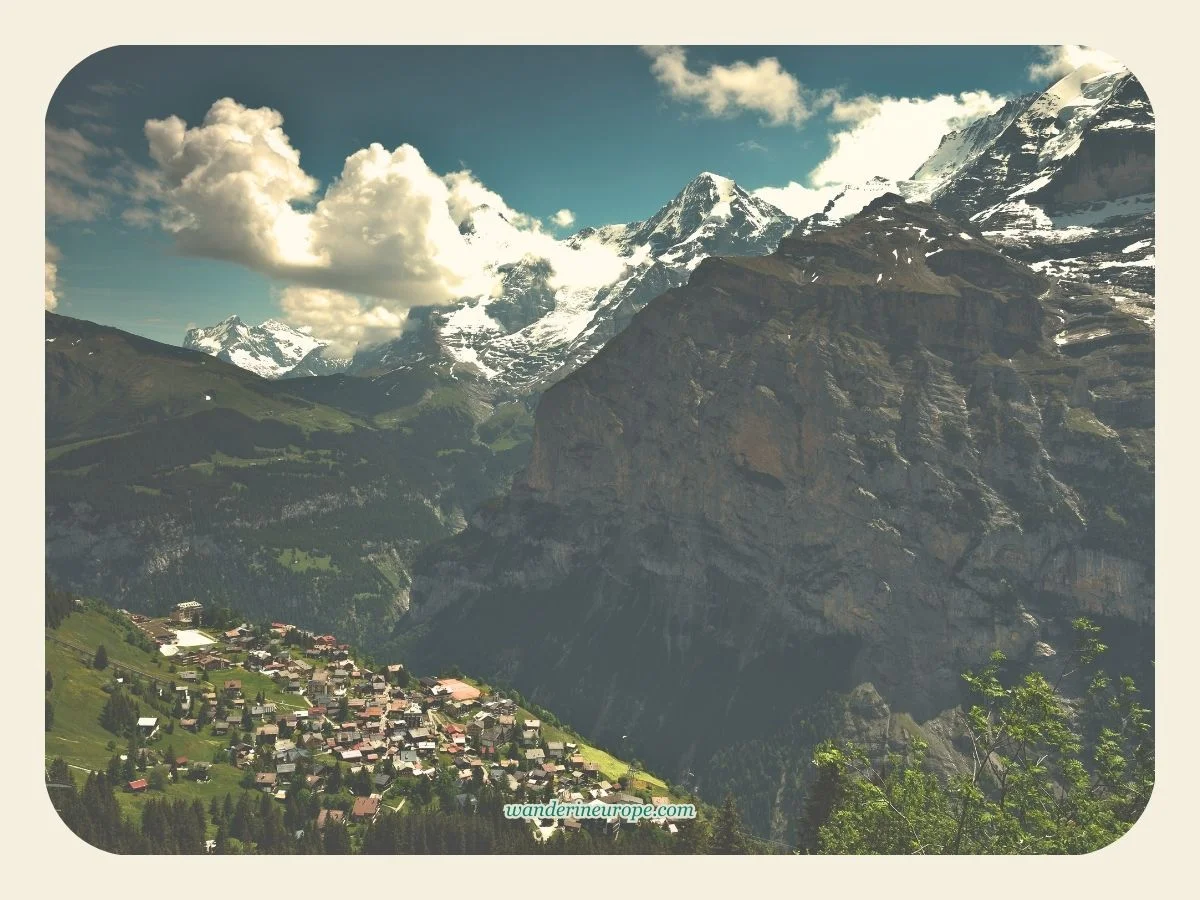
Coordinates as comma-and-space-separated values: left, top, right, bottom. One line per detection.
45, 312, 534, 648
44, 604, 677, 829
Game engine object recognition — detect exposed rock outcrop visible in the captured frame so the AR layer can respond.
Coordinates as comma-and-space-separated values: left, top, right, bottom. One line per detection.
402, 196, 1153, 836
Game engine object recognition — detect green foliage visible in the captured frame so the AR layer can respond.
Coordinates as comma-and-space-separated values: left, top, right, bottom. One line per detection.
45, 581, 77, 629
808, 619, 1153, 854
711, 793, 749, 854
99, 689, 141, 738
92, 644, 109, 670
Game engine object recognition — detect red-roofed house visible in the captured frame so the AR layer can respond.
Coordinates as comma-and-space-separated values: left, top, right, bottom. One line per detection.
351, 796, 380, 822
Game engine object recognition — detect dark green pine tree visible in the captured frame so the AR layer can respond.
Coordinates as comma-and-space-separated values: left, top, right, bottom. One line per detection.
711, 793, 748, 854
324, 818, 351, 854
93, 644, 109, 670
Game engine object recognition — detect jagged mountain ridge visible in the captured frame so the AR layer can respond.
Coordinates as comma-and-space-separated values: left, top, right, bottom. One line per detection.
924, 65, 1154, 306
188, 62, 1153, 395
183, 315, 350, 380
799, 64, 1153, 319
400, 194, 1153, 837
186, 174, 799, 391
375, 173, 800, 394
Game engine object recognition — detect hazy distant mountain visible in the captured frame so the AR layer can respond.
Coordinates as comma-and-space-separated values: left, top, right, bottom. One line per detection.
183, 315, 350, 380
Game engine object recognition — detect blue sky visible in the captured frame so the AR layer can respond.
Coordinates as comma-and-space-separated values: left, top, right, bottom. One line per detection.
45, 45, 1079, 345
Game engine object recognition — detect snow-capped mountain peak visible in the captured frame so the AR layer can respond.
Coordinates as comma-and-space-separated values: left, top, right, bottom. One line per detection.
183, 316, 341, 380
408, 171, 798, 393
193, 60, 1153, 391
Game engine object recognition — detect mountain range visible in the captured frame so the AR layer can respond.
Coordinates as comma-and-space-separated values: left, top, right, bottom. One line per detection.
391, 62, 1154, 838
183, 315, 351, 380
185, 62, 1153, 395
45, 59, 1154, 841
400, 188, 1154, 840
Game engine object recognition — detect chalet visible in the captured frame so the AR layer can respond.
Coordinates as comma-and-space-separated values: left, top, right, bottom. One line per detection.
254, 772, 277, 790
546, 741, 565, 759
524, 748, 546, 768
247, 649, 272, 668
351, 796, 380, 823
223, 680, 243, 697
478, 727, 504, 754
317, 809, 345, 829
468, 711, 496, 735
127, 779, 148, 793
136, 717, 159, 737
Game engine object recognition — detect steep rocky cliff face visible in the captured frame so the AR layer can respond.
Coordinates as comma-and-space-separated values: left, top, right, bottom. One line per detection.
402, 195, 1153, 837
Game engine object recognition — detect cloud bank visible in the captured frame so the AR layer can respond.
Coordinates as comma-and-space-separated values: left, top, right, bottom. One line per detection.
134, 99, 625, 351
810, 91, 1005, 186
45, 241, 61, 311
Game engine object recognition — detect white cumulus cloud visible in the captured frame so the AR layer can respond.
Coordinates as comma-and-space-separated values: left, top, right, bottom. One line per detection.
751, 182, 839, 220
643, 46, 830, 127
1028, 45, 1126, 84
278, 287, 408, 358
45, 240, 61, 310
551, 208, 575, 228
139, 98, 622, 351
809, 91, 1005, 187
